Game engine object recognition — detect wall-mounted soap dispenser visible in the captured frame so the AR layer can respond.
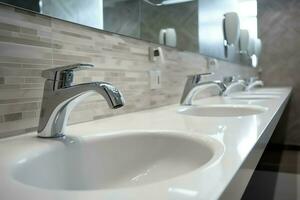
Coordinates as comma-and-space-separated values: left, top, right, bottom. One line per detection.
239, 29, 250, 54
159, 28, 177, 47
223, 12, 240, 58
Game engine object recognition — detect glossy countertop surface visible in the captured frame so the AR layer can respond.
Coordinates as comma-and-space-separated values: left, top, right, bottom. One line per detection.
0, 87, 292, 200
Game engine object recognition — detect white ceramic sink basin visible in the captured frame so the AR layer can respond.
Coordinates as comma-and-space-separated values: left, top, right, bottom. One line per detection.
178, 104, 267, 117
253, 88, 286, 93
246, 91, 282, 95
228, 94, 280, 100
12, 131, 222, 191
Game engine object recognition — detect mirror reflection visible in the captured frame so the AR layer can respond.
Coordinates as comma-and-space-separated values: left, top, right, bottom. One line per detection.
0, 0, 260, 66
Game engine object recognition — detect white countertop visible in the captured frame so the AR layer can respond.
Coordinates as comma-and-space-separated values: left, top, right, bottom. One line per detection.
0, 87, 292, 200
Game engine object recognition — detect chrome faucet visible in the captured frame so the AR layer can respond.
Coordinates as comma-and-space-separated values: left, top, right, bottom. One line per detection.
180, 73, 226, 105
37, 63, 125, 138
222, 76, 246, 96
245, 77, 264, 91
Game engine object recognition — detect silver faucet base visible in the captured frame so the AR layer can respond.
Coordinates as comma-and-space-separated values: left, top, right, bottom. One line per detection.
37, 64, 124, 138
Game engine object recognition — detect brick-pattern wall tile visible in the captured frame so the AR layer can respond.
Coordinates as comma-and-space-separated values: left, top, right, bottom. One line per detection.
0, 3, 257, 138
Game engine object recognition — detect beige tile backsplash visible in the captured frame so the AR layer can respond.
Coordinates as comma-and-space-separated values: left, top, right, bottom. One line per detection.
0, 3, 257, 138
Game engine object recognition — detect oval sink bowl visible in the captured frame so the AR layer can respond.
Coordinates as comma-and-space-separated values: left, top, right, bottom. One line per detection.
246, 91, 282, 95
13, 132, 222, 190
178, 104, 267, 117
229, 94, 280, 100
253, 88, 286, 93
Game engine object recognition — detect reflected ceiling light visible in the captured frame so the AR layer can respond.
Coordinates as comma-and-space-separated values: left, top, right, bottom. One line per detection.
143, 0, 194, 6
251, 38, 262, 67
238, 1, 257, 17
251, 55, 258, 67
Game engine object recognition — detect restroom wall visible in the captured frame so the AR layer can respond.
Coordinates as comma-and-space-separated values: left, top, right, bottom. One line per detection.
0, 3, 257, 138
258, 0, 300, 146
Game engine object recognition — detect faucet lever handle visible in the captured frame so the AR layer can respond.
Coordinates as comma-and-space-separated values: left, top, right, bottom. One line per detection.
187, 72, 213, 77
223, 76, 234, 83
187, 72, 214, 84
41, 63, 94, 81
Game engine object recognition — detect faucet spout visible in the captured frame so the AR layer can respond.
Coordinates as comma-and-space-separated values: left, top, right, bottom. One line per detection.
246, 80, 264, 91
37, 64, 124, 138
180, 73, 226, 105
223, 80, 246, 96
68, 82, 125, 109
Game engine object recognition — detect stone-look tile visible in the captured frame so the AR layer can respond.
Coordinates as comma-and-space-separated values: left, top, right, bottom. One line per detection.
0, 119, 38, 137
258, 0, 300, 145
0, 3, 257, 138
0, 102, 39, 115
4, 112, 22, 122
22, 111, 37, 119
0, 88, 43, 100
0, 22, 20, 32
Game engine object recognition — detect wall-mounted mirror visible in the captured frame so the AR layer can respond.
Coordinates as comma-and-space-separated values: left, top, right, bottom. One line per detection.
0, 0, 259, 67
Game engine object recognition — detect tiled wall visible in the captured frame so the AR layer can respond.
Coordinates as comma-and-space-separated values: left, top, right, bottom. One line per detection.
0, 3, 257, 138
258, 0, 300, 146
